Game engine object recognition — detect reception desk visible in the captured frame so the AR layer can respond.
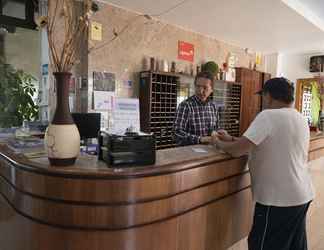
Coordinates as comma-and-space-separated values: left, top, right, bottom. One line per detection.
309, 132, 324, 161
0, 144, 251, 250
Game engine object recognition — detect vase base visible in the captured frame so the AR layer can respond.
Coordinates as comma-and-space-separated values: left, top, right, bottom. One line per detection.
49, 157, 77, 166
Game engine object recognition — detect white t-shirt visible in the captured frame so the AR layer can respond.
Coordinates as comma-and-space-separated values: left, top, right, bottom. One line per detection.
243, 108, 315, 206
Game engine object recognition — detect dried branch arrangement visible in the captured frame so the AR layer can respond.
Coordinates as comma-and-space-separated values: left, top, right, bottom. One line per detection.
36, 0, 96, 72
34, 0, 156, 72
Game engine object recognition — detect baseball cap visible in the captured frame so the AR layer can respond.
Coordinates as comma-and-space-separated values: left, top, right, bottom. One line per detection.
256, 77, 294, 104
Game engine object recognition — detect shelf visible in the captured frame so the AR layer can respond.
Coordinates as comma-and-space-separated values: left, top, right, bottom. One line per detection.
152, 91, 177, 95
141, 70, 194, 78
141, 71, 243, 149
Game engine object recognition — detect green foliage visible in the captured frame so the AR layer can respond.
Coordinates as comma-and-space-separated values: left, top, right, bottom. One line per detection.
0, 63, 39, 128
202, 61, 219, 75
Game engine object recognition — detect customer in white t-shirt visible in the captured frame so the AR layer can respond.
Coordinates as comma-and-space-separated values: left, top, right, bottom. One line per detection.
212, 77, 314, 250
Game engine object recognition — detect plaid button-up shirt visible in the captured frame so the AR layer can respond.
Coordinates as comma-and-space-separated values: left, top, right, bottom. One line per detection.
174, 95, 218, 145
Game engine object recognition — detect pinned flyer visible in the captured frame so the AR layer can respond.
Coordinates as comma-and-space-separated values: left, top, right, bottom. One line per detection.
91, 22, 102, 41
93, 91, 115, 110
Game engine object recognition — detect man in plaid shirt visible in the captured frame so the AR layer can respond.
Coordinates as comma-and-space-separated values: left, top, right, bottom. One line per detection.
174, 71, 218, 146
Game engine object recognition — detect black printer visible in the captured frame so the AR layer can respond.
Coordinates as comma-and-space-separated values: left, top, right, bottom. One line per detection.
98, 131, 156, 166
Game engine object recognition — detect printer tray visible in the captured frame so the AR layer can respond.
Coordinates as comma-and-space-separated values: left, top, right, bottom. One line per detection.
101, 149, 155, 166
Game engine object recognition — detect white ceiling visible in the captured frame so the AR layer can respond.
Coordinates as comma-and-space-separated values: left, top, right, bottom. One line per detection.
291, 0, 324, 30
104, 0, 324, 54
304, 0, 324, 21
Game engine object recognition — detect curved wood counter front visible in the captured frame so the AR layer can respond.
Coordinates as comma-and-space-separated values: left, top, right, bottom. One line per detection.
0, 144, 251, 250
309, 133, 324, 161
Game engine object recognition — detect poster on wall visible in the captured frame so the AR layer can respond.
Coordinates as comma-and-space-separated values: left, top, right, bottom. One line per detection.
42, 64, 48, 76
93, 91, 115, 110
178, 41, 194, 62
91, 22, 102, 41
123, 80, 133, 89
93, 72, 116, 91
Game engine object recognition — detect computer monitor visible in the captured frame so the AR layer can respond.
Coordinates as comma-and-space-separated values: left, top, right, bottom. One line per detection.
71, 113, 101, 139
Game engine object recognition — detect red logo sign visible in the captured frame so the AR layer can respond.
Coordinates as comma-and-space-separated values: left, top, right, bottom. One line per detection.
178, 41, 194, 62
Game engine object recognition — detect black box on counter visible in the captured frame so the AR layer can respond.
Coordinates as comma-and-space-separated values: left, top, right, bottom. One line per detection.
98, 131, 156, 166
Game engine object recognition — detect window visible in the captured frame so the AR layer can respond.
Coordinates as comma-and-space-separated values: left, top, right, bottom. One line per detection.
0, 0, 36, 30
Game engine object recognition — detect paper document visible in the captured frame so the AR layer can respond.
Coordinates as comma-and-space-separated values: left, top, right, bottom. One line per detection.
111, 98, 140, 135
192, 147, 208, 153
93, 91, 115, 110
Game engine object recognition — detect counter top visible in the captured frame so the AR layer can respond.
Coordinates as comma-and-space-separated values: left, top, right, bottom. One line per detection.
309, 132, 324, 161
0, 144, 236, 179
310, 131, 324, 140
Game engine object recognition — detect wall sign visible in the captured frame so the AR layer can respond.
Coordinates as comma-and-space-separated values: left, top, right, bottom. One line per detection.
91, 21, 102, 41
178, 41, 194, 62
42, 64, 48, 76
93, 72, 115, 91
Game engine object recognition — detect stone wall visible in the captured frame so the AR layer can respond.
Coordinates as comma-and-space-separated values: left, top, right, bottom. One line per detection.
88, 3, 265, 99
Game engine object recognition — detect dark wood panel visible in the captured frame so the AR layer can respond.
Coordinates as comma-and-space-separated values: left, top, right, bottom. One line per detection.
0, 188, 252, 250
0, 107, 320, 250
309, 135, 324, 152
139, 71, 180, 149
260, 72, 271, 110
309, 134, 324, 161
139, 71, 152, 133
236, 67, 265, 135
0, 143, 252, 249
309, 148, 324, 161
0, 147, 247, 203
214, 81, 242, 137
0, 173, 250, 229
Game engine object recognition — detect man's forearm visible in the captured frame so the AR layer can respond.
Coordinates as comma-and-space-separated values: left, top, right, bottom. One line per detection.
215, 140, 238, 155
215, 139, 250, 157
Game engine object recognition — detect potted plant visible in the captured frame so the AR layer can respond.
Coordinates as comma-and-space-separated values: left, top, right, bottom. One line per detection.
0, 63, 39, 128
201, 61, 219, 79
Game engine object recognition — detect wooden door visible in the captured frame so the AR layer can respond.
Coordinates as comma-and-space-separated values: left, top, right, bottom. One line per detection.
295, 78, 321, 126
236, 68, 263, 135
261, 73, 271, 110
295, 78, 316, 112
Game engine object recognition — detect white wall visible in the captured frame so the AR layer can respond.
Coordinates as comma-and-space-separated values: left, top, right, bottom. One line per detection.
277, 52, 320, 84
5, 27, 40, 79
264, 53, 279, 78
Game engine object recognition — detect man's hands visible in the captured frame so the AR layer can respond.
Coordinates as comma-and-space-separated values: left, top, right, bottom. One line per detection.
200, 136, 212, 144
211, 130, 256, 157
211, 129, 234, 145
211, 129, 233, 143
200, 130, 233, 145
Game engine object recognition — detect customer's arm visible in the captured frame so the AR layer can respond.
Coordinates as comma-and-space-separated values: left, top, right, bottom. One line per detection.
213, 111, 270, 157
213, 136, 256, 157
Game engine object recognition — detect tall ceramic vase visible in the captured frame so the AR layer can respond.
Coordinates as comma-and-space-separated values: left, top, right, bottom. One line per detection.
45, 72, 80, 166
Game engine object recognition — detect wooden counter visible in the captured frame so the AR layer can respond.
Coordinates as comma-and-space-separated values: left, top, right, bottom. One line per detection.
0, 144, 251, 250
309, 132, 324, 161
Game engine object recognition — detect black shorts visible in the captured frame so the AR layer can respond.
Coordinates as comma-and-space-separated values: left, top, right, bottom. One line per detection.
248, 201, 311, 250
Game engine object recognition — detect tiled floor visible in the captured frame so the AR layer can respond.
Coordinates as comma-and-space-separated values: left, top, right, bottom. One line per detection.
229, 157, 324, 250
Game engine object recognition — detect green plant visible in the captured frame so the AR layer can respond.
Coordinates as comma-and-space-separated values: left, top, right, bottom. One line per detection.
202, 61, 219, 76
0, 63, 39, 127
